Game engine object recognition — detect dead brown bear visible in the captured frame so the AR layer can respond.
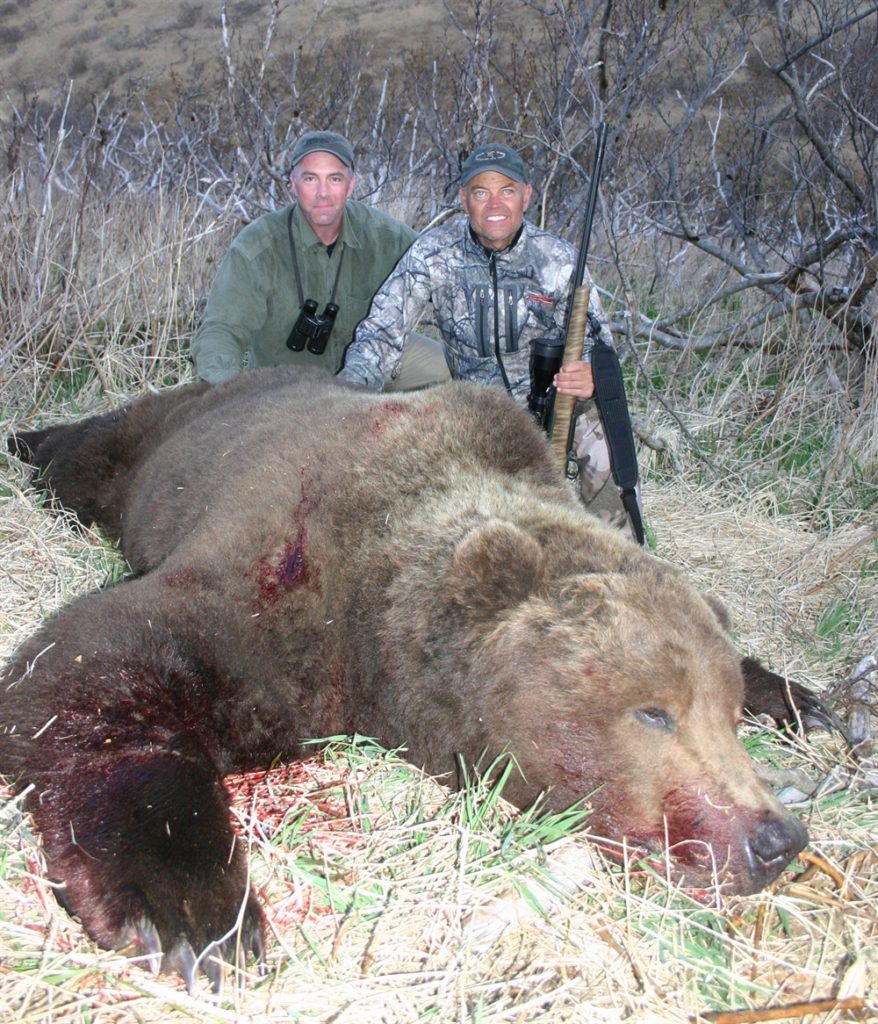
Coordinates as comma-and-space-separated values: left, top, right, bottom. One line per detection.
2, 368, 822, 992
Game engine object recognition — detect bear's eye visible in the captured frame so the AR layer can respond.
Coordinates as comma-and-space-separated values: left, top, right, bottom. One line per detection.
635, 707, 675, 732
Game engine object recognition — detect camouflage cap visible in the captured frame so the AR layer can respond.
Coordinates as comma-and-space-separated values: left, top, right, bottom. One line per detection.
460, 143, 528, 186
290, 130, 355, 170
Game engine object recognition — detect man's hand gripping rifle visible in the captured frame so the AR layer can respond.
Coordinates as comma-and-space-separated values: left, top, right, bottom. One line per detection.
528, 124, 644, 545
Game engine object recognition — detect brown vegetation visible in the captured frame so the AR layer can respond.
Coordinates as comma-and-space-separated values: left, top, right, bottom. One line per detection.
2, 1, 876, 386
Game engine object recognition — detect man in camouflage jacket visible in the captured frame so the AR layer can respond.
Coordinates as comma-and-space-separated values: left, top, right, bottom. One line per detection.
340, 143, 639, 536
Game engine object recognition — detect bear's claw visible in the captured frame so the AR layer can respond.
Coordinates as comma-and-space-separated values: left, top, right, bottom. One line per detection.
795, 688, 842, 734
165, 939, 200, 995
133, 905, 266, 994
134, 917, 163, 976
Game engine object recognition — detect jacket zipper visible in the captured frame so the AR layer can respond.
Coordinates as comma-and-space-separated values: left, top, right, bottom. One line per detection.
489, 252, 512, 393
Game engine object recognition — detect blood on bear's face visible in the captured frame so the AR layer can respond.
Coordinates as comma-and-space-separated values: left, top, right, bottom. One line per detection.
471, 571, 808, 895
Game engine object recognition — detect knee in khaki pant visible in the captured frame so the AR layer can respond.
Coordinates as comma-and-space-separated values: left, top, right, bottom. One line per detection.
385, 332, 451, 392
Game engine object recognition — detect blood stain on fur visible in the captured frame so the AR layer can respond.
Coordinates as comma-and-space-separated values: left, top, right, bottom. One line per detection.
370, 401, 407, 436
163, 566, 202, 587
250, 485, 323, 608
253, 536, 312, 605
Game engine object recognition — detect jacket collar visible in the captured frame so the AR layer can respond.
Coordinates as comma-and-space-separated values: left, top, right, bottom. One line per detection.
465, 221, 527, 260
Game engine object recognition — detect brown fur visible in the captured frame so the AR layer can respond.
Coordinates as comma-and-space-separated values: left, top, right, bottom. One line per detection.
1, 368, 810, 988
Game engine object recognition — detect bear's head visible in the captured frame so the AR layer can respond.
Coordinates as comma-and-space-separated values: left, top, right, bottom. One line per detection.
433, 518, 808, 895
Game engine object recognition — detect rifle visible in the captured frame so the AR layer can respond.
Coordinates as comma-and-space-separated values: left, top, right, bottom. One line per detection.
548, 124, 645, 545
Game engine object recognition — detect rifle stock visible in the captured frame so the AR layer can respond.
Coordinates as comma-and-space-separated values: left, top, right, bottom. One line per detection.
549, 283, 590, 471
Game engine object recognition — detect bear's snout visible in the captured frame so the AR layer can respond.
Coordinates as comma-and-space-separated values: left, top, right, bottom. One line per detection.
741, 813, 809, 893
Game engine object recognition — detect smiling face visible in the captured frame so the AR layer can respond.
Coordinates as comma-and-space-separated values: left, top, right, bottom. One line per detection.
459, 170, 534, 251
289, 151, 357, 244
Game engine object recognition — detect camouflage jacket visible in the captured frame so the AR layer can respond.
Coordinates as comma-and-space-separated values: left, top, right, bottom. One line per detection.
339, 217, 613, 401
190, 201, 416, 385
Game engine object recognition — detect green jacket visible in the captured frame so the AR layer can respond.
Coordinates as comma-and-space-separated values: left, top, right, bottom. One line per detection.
190, 201, 417, 384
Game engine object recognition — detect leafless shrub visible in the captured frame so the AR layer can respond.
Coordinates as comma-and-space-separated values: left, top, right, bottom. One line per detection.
1, 0, 874, 510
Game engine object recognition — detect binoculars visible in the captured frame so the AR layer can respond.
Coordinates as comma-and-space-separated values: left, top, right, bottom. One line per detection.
527, 337, 565, 433
285, 299, 340, 355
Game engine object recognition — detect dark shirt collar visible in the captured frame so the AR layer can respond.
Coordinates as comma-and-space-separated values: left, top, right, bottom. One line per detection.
467, 221, 525, 258
291, 202, 364, 252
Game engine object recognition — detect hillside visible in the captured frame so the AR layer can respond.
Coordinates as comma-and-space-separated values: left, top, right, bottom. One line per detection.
0, 0, 485, 112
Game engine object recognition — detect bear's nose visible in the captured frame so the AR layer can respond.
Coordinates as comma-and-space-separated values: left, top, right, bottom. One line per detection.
745, 815, 809, 888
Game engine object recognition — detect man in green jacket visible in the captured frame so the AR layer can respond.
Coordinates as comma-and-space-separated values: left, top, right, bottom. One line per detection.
190, 130, 420, 386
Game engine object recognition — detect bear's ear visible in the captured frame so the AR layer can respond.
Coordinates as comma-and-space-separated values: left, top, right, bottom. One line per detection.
703, 593, 732, 632
448, 519, 545, 616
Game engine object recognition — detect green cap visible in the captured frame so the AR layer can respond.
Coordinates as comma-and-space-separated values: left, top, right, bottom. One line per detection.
460, 143, 528, 186
290, 130, 355, 170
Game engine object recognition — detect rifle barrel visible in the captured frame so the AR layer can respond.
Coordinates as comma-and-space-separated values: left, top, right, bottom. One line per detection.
573, 122, 607, 290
